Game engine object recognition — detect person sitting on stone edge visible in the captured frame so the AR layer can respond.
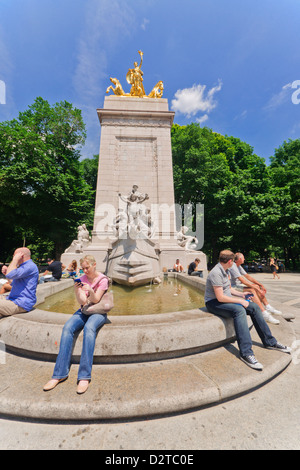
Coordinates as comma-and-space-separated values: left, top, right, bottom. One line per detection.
228, 252, 282, 325
204, 249, 291, 370
0, 247, 39, 318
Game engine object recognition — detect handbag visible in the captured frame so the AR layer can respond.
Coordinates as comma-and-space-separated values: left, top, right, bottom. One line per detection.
81, 276, 114, 316
81, 291, 114, 315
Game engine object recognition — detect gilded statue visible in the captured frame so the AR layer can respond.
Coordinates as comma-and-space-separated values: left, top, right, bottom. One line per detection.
106, 78, 130, 96
148, 80, 164, 98
106, 51, 163, 98
126, 50, 146, 97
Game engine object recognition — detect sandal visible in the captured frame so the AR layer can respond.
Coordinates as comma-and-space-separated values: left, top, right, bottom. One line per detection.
76, 380, 89, 394
43, 378, 67, 391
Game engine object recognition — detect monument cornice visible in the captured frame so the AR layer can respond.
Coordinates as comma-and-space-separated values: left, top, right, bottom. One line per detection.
97, 108, 175, 127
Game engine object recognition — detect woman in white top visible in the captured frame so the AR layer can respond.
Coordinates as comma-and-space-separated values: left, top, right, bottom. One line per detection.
173, 259, 184, 272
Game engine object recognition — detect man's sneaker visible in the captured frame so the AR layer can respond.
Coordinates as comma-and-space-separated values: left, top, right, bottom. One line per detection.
267, 342, 292, 354
240, 355, 263, 370
262, 311, 280, 325
266, 305, 282, 315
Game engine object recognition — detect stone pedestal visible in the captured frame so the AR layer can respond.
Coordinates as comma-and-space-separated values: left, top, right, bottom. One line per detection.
64, 95, 207, 283
93, 95, 176, 253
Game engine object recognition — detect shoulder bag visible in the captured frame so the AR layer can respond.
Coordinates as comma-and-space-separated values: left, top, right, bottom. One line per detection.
81, 276, 114, 316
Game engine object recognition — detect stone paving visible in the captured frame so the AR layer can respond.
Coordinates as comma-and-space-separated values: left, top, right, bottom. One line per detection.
0, 272, 299, 450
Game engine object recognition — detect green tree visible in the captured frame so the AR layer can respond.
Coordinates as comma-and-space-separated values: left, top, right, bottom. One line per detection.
80, 154, 99, 192
269, 139, 300, 268
171, 123, 271, 263
0, 97, 94, 259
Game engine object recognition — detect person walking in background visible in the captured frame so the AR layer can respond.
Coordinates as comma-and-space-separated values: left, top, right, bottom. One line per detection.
270, 258, 280, 280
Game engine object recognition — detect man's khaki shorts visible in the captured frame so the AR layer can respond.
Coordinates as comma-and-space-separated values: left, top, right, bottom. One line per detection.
0, 297, 27, 317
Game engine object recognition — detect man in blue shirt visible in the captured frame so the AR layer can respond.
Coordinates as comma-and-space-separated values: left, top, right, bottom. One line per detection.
0, 247, 39, 317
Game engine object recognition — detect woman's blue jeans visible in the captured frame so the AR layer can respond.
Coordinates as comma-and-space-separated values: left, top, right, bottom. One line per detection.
52, 309, 107, 381
205, 299, 277, 357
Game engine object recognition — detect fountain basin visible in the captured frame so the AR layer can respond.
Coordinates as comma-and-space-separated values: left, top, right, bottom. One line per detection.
0, 274, 250, 363
37, 276, 205, 316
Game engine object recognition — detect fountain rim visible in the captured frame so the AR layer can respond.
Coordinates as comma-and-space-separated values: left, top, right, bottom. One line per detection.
0, 273, 246, 363
33, 271, 207, 323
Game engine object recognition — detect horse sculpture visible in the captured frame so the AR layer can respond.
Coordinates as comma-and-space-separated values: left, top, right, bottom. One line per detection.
106, 78, 129, 96
148, 81, 164, 98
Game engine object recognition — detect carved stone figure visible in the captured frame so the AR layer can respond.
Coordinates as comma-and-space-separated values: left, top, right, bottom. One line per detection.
177, 226, 198, 251
77, 224, 90, 244
64, 224, 91, 254
109, 209, 127, 239
118, 185, 149, 227
107, 186, 160, 286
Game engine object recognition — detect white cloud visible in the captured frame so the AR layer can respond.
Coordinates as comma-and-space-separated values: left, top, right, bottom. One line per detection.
234, 109, 248, 121
171, 80, 222, 120
0, 26, 17, 118
0, 80, 5, 105
141, 18, 150, 30
196, 114, 209, 125
264, 82, 293, 110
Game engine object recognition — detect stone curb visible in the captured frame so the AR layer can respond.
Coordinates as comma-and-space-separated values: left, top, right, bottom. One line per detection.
0, 275, 297, 422
0, 311, 295, 421
0, 274, 240, 363
0, 308, 244, 363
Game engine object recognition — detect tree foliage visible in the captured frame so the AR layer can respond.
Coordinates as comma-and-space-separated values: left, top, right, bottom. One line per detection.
0, 99, 298, 269
171, 124, 300, 267
268, 139, 300, 267
0, 97, 94, 261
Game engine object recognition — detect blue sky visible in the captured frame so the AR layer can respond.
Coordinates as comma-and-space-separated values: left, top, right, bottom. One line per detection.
0, 0, 299, 163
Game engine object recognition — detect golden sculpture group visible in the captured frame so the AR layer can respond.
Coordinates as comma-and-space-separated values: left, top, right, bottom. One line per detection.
106, 51, 164, 99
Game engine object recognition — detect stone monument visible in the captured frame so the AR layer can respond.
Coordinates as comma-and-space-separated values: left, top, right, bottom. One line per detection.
62, 51, 207, 285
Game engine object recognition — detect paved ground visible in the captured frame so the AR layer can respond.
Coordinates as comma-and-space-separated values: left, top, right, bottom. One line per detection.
0, 272, 299, 450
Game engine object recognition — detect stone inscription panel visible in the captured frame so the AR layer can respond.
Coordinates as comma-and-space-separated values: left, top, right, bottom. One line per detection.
115, 136, 158, 203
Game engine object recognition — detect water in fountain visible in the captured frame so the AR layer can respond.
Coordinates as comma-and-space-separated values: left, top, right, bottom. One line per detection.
37, 278, 204, 316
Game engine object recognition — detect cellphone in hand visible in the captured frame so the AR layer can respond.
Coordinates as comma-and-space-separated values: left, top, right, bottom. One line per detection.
74, 278, 83, 286
245, 293, 254, 301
